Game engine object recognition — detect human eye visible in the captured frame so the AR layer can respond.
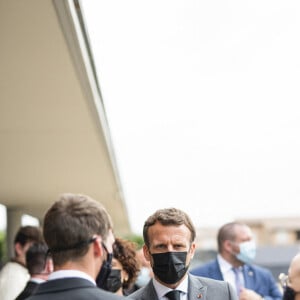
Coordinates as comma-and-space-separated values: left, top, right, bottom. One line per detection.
154, 244, 166, 250
173, 243, 186, 250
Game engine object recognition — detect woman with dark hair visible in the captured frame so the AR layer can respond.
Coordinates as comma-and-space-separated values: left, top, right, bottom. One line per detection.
104, 238, 140, 296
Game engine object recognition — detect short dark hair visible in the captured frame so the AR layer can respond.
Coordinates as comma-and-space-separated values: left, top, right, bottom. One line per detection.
43, 193, 113, 266
26, 242, 49, 275
14, 226, 43, 247
143, 208, 196, 247
217, 222, 247, 252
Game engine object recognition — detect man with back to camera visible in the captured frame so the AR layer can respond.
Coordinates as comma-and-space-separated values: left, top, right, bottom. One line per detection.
130, 207, 237, 300
0, 225, 43, 300
15, 241, 53, 300
190, 222, 282, 300
26, 193, 126, 300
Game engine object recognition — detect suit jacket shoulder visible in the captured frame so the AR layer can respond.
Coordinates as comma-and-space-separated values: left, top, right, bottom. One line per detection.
190, 259, 223, 280
188, 274, 237, 300
26, 278, 126, 300
191, 260, 282, 300
129, 279, 158, 300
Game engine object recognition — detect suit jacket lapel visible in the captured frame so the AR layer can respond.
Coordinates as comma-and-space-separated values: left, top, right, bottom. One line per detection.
243, 265, 255, 290
142, 280, 159, 300
214, 259, 224, 280
188, 274, 207, 300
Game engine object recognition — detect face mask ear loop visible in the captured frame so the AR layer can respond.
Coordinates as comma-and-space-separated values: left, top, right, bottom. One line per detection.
96, 243, 113, 289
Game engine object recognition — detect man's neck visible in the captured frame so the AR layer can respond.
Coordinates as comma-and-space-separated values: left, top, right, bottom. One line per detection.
31, 273, 49, 281
220, 252, 243, 268
11, 257, 26, 267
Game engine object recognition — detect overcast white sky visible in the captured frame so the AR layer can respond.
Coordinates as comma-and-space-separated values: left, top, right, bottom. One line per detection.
81, 0, 300, 235
1, 1, 299, 236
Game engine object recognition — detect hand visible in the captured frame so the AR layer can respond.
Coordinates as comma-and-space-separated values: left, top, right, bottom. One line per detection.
239, 288, 263, 300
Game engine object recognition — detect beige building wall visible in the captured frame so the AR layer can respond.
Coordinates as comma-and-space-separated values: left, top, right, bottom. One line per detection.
196, 217, 300, 250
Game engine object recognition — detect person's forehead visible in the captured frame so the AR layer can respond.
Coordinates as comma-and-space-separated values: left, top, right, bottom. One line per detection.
234, 225, 252, 239
148, 222, 191, 241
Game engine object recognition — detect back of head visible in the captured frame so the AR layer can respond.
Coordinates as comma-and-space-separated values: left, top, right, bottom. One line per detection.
43, 193, 113, 266
143, 207, 196, 247
26, 242, 49, 275
14, 226, 43, 259
14, 225, 43, 247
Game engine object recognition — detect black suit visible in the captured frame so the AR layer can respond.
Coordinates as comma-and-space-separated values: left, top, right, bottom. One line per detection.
15, 281, 39, 300
26, 277, 126, 300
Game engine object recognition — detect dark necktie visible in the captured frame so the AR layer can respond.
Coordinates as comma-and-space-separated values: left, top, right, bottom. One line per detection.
165, 290, 181, 300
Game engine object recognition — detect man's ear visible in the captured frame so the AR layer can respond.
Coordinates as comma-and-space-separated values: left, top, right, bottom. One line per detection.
93, 238, 103, 258
223, 240, 233, 252
45, 258, 54, 274
14, 242, 23, 257
189, 242, 196, 258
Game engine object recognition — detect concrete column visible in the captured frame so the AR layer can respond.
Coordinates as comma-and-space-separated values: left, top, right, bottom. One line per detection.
6, 209, 23, 259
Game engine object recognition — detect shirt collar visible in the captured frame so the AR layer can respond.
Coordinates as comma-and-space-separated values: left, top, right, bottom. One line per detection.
217, 254, 243, 273
217, 254, 234, 274
30, 278, 46, 284
152, 276, 188, 299
48, 270, 96, 285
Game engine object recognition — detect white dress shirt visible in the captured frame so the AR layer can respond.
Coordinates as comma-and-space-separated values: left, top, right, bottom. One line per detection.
217, 254, 245, 294
152, 275, 188, 300
48, 269, 96, 285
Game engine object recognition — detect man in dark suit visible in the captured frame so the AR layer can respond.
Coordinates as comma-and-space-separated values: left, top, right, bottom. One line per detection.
15, 242, 53, 300
26, 193, 125, 300
130, 208, 237, 300
190, 222, 282, 300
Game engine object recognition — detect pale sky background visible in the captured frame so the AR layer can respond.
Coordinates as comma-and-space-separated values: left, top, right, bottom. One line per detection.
81, 0, 300, 235
2, 1, 300, 235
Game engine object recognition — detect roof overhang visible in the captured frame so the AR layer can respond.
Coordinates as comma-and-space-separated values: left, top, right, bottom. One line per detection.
0, 0, 130, 236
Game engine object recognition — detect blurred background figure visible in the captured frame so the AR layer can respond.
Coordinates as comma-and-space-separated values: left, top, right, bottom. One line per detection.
190, 222, 282, 300
0, 225, 43, 300
99, 237, 139, 296
15, 242, 53, 300
134, 247, 153, 289
279, 253, 300, 300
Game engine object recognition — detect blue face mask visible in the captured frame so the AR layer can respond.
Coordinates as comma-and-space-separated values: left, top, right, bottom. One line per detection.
236, 240, 256, 264
135, 267, 151, 287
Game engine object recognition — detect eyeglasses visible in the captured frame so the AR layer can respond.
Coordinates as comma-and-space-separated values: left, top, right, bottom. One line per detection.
278, 273, 290, 288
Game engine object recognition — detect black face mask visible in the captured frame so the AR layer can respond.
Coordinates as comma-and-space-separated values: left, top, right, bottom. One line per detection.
96, 243, 113, 289
151, 251, 189, 284
102, 269, 122, 293
283, 286, 297, 300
